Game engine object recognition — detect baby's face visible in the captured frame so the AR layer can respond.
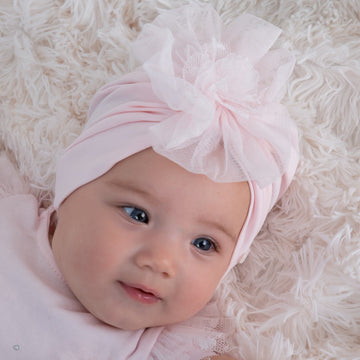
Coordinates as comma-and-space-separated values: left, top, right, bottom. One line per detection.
51, 148, 250, 330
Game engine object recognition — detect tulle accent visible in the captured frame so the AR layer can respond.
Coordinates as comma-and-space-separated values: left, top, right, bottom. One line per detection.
149, 299, 234, 360
132, 4, 296, 187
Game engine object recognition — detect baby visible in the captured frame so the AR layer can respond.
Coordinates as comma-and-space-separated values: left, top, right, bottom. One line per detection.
0, 4, 298, 360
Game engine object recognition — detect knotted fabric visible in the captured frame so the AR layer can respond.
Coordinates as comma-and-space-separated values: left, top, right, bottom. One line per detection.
54, 4, 299, 269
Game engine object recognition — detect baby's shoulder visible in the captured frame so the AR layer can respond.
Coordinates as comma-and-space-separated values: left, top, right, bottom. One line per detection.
0, 153, 30, 199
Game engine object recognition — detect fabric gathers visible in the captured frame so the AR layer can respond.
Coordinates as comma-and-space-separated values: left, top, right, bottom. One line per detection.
54, 3, 299, 270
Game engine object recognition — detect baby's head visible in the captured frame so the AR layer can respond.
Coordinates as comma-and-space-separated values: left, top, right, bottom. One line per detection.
51, 5, 298, 330
52, 147, 250, 330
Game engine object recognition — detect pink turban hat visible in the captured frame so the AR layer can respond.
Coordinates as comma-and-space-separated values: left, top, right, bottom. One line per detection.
54, 4, 299, 270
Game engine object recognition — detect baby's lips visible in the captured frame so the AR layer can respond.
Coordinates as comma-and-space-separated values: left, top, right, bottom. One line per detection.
119, 281, 162, 300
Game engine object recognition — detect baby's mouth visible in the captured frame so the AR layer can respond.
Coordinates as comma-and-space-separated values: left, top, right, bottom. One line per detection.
119, 281, 162, 304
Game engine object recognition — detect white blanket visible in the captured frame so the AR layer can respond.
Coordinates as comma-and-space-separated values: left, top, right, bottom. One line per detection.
1, 1, 359, 359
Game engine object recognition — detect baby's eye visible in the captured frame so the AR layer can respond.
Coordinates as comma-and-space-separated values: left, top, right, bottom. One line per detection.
191, 237, 216, 252
122, 206, 149, 224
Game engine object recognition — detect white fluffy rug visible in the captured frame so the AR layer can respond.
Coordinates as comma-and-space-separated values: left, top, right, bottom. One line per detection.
1, 0, 360, 359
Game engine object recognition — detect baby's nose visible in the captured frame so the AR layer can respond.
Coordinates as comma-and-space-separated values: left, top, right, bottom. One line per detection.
134, 234, 179, 278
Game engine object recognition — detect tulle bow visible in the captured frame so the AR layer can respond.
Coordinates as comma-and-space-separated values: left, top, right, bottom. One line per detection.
132, 5, 296, 187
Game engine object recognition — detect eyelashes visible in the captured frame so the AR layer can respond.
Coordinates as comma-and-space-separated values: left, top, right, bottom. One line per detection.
122, 206, 149, 224
191, 237, 218, 252
120, 205, 219, 252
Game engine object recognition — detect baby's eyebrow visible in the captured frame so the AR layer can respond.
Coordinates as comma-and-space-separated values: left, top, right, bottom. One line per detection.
199, 218, 238, 242
106, 179, 154, 199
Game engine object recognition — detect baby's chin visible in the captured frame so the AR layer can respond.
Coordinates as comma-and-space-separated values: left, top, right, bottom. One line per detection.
96, 315, 170, 331
87, 306, 176, 331
69, 283, 206, 330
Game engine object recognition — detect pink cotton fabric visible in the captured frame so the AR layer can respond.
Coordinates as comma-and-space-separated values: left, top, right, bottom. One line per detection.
0, 157, 158, 359
54, 4, 299, 269
0, 156, 224, 359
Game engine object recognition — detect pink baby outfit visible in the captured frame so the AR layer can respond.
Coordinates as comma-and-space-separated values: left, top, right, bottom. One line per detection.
0, 155, 224, 359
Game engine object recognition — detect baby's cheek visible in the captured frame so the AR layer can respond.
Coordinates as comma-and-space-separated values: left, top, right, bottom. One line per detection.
179, 277, 218, 312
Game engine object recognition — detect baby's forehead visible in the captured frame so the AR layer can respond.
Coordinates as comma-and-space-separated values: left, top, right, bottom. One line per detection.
97, 148, 250, 238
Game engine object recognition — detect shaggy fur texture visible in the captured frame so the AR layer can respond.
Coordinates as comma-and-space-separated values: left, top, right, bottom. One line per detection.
1, 0, 360, 359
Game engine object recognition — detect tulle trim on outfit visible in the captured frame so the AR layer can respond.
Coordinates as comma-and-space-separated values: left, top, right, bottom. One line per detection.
150, 299, 234, 360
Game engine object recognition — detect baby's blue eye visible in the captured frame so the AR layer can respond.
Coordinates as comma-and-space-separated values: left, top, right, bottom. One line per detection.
192, 238, 215, 252
123, 206, 149, 224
